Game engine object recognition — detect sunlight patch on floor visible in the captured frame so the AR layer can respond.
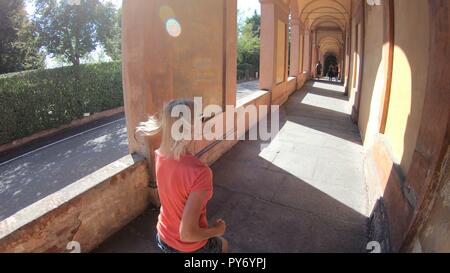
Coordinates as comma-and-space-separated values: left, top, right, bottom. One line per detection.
257, 119, 367, 216
312, 81, 344, 92
301, 93, 349, 114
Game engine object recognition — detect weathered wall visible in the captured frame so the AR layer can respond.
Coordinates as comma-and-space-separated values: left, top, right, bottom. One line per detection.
383, 0, 430, 175
401, 0, 450, 252
408, 146, 450, 252
0, 155, 152, 253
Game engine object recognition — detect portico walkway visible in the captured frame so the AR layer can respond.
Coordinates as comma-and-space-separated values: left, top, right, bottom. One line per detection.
95, 81, 369, 253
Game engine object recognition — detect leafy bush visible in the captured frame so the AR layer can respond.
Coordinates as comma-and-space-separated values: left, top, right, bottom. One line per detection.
237, 63, 259, 81
0, 61, 123, 145
237, 12, 260, 82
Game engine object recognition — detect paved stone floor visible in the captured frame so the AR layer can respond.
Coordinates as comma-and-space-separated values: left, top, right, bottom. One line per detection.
96, 81, 370, 253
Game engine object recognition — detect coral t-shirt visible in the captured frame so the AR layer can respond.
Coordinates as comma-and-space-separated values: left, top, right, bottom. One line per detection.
155, 151, 213, 252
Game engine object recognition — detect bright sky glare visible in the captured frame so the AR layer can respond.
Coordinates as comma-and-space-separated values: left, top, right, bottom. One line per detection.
238, 0, 261, 17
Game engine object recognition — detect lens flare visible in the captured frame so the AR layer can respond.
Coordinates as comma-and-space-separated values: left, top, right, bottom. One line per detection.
166, 18, 182, 37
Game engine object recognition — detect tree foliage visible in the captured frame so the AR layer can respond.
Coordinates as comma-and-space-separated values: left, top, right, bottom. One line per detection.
0, 0, 44, 74
237, 11, 260, 80
94, 5, 121, 61
33, 0, 119, 66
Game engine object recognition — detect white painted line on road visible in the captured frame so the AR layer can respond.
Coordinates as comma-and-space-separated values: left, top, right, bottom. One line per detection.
0, 117, 126, 168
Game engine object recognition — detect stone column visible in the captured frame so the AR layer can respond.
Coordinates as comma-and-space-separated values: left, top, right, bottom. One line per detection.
259, 0, 277, 90
319, 51, 324, 76
310, 31, 319, 76
340, 47, 344, 80
289, 17, 301, 77
299, 31, 305, 73
259, 0, 289, 89
302, 27, 312, 76
344, 28, 351, 94
122, 0, 237, 168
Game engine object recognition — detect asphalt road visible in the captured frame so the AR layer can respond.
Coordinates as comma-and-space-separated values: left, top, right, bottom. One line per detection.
0, 113, 129, 221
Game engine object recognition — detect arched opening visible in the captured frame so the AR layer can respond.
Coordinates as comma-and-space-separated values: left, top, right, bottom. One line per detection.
324, 54, 338, 78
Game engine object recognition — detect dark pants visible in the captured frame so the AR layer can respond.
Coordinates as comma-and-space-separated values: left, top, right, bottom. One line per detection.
156, 233, 223, 253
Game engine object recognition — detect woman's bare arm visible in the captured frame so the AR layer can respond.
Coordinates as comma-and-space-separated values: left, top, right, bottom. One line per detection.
179, 190, 226, 243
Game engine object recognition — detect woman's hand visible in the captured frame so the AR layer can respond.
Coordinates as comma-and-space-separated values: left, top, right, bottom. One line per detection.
213, 219, 226, 237
180, 191, 226, 242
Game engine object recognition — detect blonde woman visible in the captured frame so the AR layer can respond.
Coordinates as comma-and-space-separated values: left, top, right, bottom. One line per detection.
136, 98, 228, 253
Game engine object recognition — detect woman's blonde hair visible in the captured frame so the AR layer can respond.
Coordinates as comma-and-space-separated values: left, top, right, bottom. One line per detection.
136, 98, 196, 160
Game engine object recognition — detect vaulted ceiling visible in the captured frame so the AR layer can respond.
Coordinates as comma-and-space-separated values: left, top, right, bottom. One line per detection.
294, 0, 350, 59
295, 0, 350, 31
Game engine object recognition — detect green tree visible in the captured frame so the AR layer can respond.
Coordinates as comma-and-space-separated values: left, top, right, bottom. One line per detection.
98, 7, 121, 60
0, 0, 44, 74
33, 0, 118, 66
245, 11, 261, 38
237, 11, 260, 81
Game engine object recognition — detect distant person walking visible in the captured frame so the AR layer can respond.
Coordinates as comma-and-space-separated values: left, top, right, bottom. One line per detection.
328, 64, 335, 81
332, 65, 339, 82
315, 61, 323, 80
335, 65, 340, 82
